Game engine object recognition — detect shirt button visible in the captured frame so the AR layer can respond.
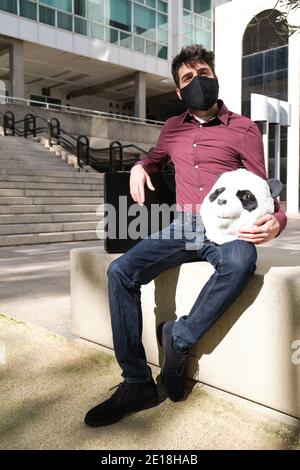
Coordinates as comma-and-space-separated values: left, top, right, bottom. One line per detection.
199, 187, 203, 191
193, 143, 197, 147
195, 165, 199, 169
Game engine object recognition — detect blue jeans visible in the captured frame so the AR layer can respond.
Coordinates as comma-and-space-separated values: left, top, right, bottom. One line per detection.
107, 214, 257, 383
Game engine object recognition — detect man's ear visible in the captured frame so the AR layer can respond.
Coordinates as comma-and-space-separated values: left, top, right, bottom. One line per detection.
267, 178, 283, 198
176, 88, 182, 101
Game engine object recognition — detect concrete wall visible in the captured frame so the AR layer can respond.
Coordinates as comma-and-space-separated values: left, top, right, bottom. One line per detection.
0, 103, 162, 150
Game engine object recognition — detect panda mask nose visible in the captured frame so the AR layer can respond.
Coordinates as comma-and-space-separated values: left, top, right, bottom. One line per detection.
217, 199, 227, 205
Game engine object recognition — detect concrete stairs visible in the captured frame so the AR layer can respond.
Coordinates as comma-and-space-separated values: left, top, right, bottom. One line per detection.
0, 136, 105, 246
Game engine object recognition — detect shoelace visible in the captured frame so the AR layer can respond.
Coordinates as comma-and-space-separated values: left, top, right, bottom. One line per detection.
109, 382, 127, 392
176, 356, 187, 377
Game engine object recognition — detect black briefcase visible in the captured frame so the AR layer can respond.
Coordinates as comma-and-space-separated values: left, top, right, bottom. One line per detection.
104, 171, 176, 253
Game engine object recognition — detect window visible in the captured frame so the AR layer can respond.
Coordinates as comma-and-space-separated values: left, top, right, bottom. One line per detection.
146, 0, 155, 8
157, 44, 167, 60
120, 32, 132, 49
87, 0, 104, 23
106, 27, 119, 44
157, 12, 167, 30
264, 47, 288, 74
183, 0, 191, 10
90, 21, 104, 39
133, 36, 144, 53
108, 0, 131, 32
242, 54, 263, 78
0, 0, 17, 14
39, 0, 72, 13
134, 4, 156, 40
57, 11, 73, 31
20, 0, 37, 20
74, 0, 86, 17
74, 16, 87, 35
146, 40, 156, 56
157, 1, 167, 14
183, 0, 212, 50
39, 5, 55, 25
157, 29, 167, 44
30, 95, 46, 107
193, 0, 210, 18
242, 9, 289, 200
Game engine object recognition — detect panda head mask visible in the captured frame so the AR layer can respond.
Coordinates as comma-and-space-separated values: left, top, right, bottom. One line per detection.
200, 169, 283, 245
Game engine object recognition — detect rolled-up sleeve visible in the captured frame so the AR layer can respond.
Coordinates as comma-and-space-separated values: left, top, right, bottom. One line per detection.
239, 123, 287, 236
133, 121, 170, 175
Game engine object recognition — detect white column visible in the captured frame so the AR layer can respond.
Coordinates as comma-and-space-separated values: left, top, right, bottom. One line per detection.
286, 22, 300, 213
134, 72, 146, 119
9, 40, 25, 99
170, 0, 183, 58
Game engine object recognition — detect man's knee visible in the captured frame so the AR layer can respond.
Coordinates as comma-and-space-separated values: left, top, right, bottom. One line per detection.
225, 240, 257, 276
107, 257, 124, 279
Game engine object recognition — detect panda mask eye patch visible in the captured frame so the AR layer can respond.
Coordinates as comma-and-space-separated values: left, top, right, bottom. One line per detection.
236, 190, 258, 212
209, 187, 226, 203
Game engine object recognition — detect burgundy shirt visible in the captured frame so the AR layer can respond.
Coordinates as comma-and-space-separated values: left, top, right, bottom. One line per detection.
135, 99, 287, 235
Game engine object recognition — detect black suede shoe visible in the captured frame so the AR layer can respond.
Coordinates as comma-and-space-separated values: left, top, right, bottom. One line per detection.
157, 321, 189, 402
84, 379, 159, 427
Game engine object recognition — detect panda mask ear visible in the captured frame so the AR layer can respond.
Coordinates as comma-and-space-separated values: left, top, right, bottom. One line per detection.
267, 178, 283, 198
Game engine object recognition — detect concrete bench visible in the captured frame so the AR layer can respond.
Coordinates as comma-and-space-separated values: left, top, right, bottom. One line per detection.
70, 246, 300, 419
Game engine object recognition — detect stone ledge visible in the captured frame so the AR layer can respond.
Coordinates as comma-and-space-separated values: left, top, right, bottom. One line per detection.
70, 246, 300, 418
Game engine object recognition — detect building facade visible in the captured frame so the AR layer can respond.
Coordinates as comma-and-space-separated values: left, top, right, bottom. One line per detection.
0, 0, 225, 120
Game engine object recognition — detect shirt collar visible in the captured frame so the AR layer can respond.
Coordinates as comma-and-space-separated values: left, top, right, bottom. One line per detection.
181, 99, 230, 126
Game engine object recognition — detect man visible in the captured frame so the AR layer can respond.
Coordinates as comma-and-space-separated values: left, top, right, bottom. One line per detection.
84, 44, 287, 427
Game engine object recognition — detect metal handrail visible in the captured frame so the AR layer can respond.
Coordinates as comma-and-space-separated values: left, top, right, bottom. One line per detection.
0, 95, 165, 127
1, 109, 159, 173
1, 111, 90, 167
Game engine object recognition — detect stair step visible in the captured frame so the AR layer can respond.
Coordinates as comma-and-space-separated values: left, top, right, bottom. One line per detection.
0, 173, 104, 187
0, 181, 103, 190
0, 153, 56, 158
0, 204, 102, 214
0, 230, 105, 247
0, 146, 62, 152
0, 148, 58, 154
0, 196, 103, 205
0, 155, 67, 162
0, 168, 79, 175
0, 220, 105, 235
0, 169, 103, 178
0, 161, 74, 169
0, 189, 103, 197
0, 212, 103, 224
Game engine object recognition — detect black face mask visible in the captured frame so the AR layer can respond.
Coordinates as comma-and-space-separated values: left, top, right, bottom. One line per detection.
180, 75, 219, 111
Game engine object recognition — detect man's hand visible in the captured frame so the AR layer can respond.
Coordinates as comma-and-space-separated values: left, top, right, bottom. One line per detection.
237, 214, 280, 244
130, 164, 155, 205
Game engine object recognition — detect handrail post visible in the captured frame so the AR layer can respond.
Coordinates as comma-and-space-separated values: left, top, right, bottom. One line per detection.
24, 113, 36, 138
4, 111, 15, 137
77, 135, 90, 168
48, 117, 60, 147
109, 141, 123, 172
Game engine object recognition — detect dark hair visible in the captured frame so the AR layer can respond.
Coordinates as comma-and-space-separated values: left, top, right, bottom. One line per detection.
171, 44, 216, 88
